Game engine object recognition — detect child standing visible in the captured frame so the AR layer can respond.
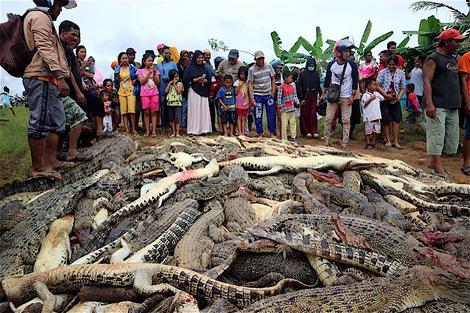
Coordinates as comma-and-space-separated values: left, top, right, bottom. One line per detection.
277, 72, 299, 142
216, 75, 237, 136
100, 91, 113, 133
1, 86, 16, 117
234, 66, 250, 136
166, 69, 184, 137
137, 54, 160, 137
361, 78, 384, 149
405, 83, 423, 124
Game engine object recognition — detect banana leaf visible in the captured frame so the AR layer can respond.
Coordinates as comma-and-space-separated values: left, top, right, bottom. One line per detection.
313, 26, 323, 57
398, 36, 411, 48
298, 36, 315, 54
363, 31, 394, 53
326, 39, 337, 46
359, 20, 372, 51
271, 31, 284, 58
288, 37, 303, 54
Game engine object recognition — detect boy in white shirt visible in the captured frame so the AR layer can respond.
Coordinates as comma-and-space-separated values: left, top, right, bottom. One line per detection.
361, 79, 383, 149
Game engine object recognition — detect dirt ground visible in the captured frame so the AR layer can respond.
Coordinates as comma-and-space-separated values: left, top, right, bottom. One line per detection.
139, 130, 469, 184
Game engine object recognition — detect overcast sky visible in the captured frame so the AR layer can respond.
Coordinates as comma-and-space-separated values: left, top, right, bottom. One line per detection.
0, 0, 468, 95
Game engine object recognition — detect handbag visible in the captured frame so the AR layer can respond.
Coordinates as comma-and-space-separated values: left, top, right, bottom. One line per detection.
326, 61, 348, 103
317, 99, 327, 116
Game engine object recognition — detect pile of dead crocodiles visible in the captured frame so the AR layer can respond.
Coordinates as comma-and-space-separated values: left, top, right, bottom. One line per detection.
0, 133, 469, 313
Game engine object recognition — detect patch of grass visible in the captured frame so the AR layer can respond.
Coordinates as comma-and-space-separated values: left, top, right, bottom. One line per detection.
0, 107, 30, 186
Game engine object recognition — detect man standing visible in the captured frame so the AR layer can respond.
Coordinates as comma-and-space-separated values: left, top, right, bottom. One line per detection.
157, 45, 177, 129
23, 0, 74, 179
423, 29, 465, 178
458, 48, 470, 176
387, 41, 405, 68
59, 20, 87, 161
217, 49, 243, 81
321, 40, 358, 150
248, 50, 276, 137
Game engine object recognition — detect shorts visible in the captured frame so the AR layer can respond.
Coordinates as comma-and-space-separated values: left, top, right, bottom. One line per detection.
112, 101, 120, 114
119, 94, 136, 115
380, 101, 402, 123
426, 108, 460, 155
168, 106, 181, 123
364, 119, 381, 135
236, 108, 249, 117
220, 110, 237, 125
465, 114, 470, 139
61, 96, 87, 129
85, 90, 105, 118
23, 78, 65, 138
141, 94, 159, 112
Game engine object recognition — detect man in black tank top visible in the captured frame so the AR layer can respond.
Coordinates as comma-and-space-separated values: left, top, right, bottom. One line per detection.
423, 29, 465, 178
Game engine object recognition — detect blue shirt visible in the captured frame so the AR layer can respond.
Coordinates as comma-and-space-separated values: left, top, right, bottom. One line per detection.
157, 62, 177, 94
1, 93, 10, 105
216, 86, 236, 111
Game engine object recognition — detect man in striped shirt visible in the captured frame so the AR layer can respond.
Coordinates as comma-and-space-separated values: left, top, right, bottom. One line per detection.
248, 50, 276, 137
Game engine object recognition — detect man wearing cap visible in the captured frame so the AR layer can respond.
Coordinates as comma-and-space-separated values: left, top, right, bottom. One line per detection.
23, 0, 75, 179
156, 43, 166, 64
157, 45, 177, 128
248, 50, 276, 137
217, 49, 243, 81
423, 29, 465, 178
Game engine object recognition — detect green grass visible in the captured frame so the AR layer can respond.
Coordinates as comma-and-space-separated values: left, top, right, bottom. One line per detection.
0, 107, 30, 185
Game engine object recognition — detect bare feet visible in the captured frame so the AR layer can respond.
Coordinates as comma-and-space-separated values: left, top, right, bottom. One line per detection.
67, 149, 78, 161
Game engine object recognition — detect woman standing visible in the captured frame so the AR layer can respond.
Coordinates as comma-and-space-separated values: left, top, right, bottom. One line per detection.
298, 57, 322, 138
76, 45, 104, 136
377, 55, 406, 149
137, 53, 160, 137
177, 50, 189, 128
114, 52, 138, 135
359, 51, 378, 84
183, 50, 211, 135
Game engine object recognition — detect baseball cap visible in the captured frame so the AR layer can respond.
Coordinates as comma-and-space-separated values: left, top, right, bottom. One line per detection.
438, 29, 465, 41
228, 49, 239, 58
254, 50, 265, 60
157, 43, 167, 50
126, 48, 136, 55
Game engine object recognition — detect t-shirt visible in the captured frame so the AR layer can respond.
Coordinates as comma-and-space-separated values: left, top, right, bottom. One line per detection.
61, 40, 82, 101
407, 92, 420, 112
426, 52, 460, 109
361, 91, 383, 122
458, 51, 470, 99
277, 83, 299, 113
166, 82, 183, 107
136, 68, 160, 97
359, 60, 377, 79
248, 64, 275, 96
329, 61, 354, 98
157, 61, 177, 94
217, 60, 243, 81
234, 80, 249, 110
410, 67, 424, 96
118, 66, 134, 97
216, 86, 236, 111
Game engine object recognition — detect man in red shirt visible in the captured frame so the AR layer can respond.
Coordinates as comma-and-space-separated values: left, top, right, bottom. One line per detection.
458, 49, 470, 176
387, 41, 405, 68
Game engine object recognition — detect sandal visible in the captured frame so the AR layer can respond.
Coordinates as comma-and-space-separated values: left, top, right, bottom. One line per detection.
461, 166, 470, 176
392, 143, 403, 150
365, 144, 374, 150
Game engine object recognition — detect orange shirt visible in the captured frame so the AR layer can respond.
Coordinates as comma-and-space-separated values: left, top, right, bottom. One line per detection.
458, 51, 470, 98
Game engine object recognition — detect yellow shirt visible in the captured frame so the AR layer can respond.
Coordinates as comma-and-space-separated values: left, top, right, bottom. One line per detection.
118, 66, 133, 96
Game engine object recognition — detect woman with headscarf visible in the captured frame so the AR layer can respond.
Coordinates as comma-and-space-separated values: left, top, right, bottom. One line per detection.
298, 57, 322, 138
178, 50, 189, 128
183, 50, 211, 135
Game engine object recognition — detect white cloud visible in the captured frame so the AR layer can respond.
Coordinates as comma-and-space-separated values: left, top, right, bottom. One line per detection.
0, 0, 467, 95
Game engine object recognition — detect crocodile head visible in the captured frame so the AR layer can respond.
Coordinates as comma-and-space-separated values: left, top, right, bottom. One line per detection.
425, 266, 470, 305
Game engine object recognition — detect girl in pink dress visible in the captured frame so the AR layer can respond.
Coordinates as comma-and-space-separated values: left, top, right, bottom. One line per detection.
137, 54, 160, 136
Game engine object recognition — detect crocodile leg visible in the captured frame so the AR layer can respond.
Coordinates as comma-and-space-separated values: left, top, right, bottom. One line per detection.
133, 269, 179, 297
32, 281, 56, 313
110, 238, 131, 263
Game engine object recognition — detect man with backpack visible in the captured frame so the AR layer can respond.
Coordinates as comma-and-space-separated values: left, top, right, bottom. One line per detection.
22, 0, 76, 179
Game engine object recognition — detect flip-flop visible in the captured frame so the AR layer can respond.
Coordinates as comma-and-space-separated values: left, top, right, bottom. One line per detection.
461, 166, 470, 176
30, 169, 62, 180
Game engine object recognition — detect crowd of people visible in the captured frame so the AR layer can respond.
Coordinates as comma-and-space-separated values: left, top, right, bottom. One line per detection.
9, 0, 470, 180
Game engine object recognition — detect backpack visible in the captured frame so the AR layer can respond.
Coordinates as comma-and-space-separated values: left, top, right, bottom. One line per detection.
0, 9, 47, 77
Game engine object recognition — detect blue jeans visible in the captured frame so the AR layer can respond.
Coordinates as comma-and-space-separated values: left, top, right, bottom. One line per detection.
180, 97, 188, 128
253, 95, 276, 134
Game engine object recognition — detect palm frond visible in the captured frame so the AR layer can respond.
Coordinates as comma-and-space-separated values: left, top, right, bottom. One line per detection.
410, 1, 466, 21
